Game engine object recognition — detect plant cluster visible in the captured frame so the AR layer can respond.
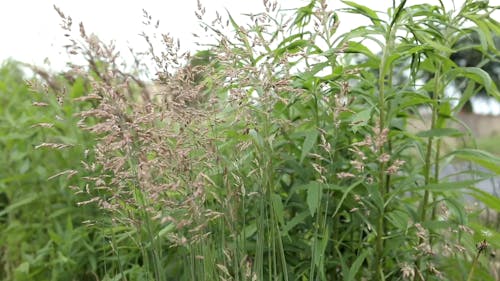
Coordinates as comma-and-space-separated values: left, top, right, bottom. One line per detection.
0, 60, 109, 280
3, 0, 500, 280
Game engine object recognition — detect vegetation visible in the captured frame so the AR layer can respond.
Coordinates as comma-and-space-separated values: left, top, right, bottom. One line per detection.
0, 60, 103, 280
451, 33, 500, 112
1, 0, 500, 280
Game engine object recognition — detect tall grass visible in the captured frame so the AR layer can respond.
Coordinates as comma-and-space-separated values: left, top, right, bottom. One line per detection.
9, 0, 500, 280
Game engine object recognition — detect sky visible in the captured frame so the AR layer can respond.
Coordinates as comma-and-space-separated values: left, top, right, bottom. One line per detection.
3, 0, 492, 69
0, 0, 499, 113
1, 0, 306, 69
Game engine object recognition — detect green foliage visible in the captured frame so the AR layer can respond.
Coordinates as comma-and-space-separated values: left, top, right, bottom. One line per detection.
188, 0, 500, 280
0, 61, 106, 280
3, 0, 500, 280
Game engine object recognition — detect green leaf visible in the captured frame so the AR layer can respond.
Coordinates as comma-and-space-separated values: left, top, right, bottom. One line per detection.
369, 185, 385, 213
275, 39, 312, 57
442, 197, 467, 226
0, 194, 37, 217
274, 33, 310, 58
350, 108, 371, 133
400, 179, 485, 193
155, 223, 175, 240
341, 1, 383, 27
241, 223, 257, 239
417, 31, 455, 53
469, 222, 500, 249
343, 41, 379, 62
281, 211, 309, 234
389, 0, 407, 29
14, 262, 30, 281
464, 14, 499, 55
313, 228, 329, 268
306, 181, 322, 217
386, 209, 411, 229
467, 187, 500, 212
459, 67, 499, 99
293, 1, 314, 27
276, 33, 308, 49
346, 250, 369, 281
69, 78, 86, 99
454, 80, 478, 113
291, 181, 360, 218
300, 130, 318, 164
271, 193, 285, 226
249, 129, 264, 150
332, 180, 363, 218
416, 128, 464, 138
338, 26, 385, 50
448, 148, 500, 174
391, 44, 428, 62
226, 11, 254, 64
398, 91, 434, 108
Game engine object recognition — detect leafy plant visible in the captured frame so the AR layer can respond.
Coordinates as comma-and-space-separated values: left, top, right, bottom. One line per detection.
24, 0, 500, 280
0, 60, 106, 280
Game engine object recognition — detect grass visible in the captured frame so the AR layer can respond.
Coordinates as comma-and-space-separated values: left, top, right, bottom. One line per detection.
1, 0, 500, 280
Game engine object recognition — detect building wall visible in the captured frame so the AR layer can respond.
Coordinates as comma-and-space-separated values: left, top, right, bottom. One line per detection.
457, 112, 500, 137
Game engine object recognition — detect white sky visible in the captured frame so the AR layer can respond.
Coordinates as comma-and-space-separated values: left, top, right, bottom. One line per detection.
3, 0, 496, 69
0, 0, 498, 113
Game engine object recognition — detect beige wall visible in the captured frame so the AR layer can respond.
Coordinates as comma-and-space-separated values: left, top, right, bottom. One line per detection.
456, 112, 500, 137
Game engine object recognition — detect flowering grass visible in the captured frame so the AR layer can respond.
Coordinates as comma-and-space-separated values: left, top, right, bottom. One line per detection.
1, 0, 500, 280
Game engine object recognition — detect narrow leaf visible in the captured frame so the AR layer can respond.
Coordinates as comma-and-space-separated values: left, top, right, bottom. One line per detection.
332, 180, 364, 218
282, 211, 309, 234
307, 181, 322, 217
271, 193, 285, 226
401, 179, 485, 193
341, 1, 383, 27
300, 130, 318, 164
461, 67, 499, 99
416, 128, 464, 138
346, 250, 369, 281
449, 148, 500, 174
468, 187, 500, 212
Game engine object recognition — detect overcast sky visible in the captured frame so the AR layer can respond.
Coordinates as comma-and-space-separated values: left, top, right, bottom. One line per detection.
1, 0, 498, 113
3, 0, 495, 69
